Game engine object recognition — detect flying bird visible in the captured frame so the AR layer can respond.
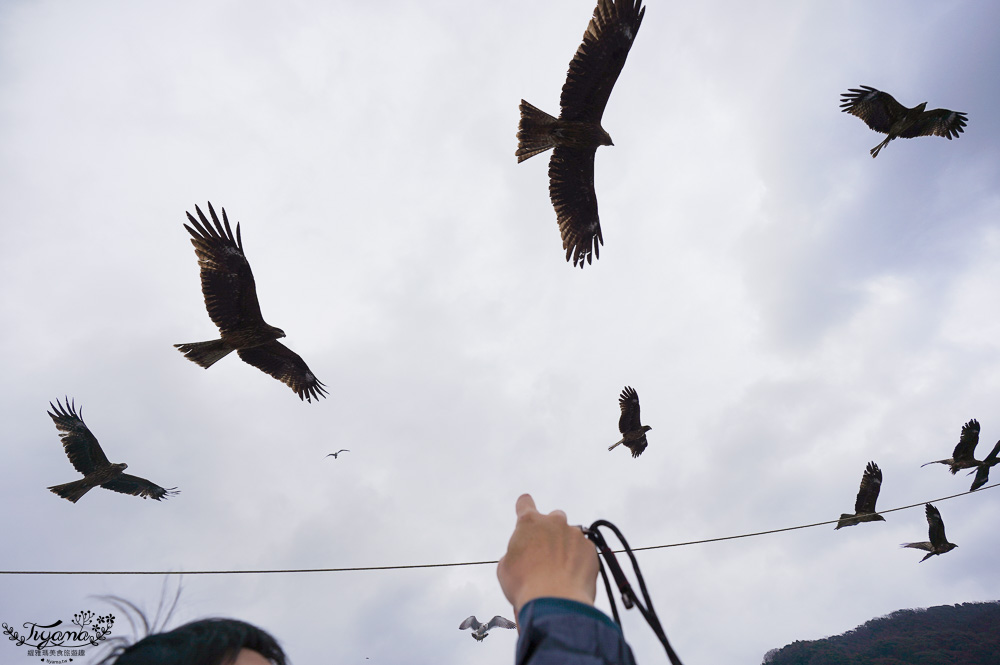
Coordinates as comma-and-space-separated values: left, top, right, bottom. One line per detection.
47, 398, 178, 503
326, 449, 349, 459
459, 616, 516, 642
901, 503, 958, 562
174, 202, 327, 402
516, 0, 645, 267
835, 461, 885, 530
922, 419, 982, 474
840, 85, 968, 158
969, 438, 1000, 491
608, 386, 651, 457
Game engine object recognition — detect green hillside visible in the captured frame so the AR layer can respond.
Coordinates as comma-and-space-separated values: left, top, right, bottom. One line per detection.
761, 601, 1000, 665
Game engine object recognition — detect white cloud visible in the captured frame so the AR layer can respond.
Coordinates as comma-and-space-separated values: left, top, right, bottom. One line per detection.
1, 1, 999, 664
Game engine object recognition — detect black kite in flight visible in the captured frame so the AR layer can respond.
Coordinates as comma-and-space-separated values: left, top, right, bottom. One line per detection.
835, 461, 885, 530
901, 503, 958, 562
840, 85, 967, 158
174, 203, 327, 402
47, 398, 178, 503
969, 438, 1000, 492
922, 418, 982, 474
608, 385, 651, 457
516, 0, 645, 267
459, 615, 516, 642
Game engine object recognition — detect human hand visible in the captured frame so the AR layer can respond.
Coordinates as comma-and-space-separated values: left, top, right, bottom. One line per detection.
496, 493, 599, 616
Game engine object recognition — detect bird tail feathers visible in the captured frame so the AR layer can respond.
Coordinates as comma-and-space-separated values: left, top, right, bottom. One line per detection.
49, 479, 93, 503
516, 100, 557, 163
834, 514, 855, 530
174, 340, 234, 368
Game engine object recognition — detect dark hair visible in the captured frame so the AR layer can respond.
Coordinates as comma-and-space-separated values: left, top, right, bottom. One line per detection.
103, 617, 286, 665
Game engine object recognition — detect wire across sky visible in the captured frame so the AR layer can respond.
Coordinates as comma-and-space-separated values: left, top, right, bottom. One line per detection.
2, 483, 993, 576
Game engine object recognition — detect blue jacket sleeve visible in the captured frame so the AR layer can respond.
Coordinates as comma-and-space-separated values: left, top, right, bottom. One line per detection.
514, 598, 637, 665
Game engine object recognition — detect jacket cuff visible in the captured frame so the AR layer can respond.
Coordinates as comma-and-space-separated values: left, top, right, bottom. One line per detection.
517, 597, 621, 634
515, 597, 634, 665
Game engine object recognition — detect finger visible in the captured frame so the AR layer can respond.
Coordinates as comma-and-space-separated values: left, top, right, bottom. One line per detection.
515, 493, 537, 517
549, 509, 568, 523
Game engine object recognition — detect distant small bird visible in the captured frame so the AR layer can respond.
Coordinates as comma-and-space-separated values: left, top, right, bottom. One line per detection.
516, 0, 645, 267
174, 202, 327, 403
901, 503, 958, 562
840, 85, 968, 158
922, 419, 983, 474
326, 449, 349, 459
969, 438, 1000, 491
608, 386, 651, 457
47, 398, 178, 503
835, 461, 885, 530
459, 616, 516, 642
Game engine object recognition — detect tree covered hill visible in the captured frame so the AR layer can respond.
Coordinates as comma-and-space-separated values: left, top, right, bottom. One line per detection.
761, 601, 1000, 665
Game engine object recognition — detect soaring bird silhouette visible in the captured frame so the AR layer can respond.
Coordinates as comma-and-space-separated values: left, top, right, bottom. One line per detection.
840, 85, 968, 158
901, 504, 958, 562
608, 386, 651, 457
516, 0, 645, 267
459, 616, 516, 642
47, 398, 178, 503
174, 202, 327, 402
325, 449, 349, 459
969, 439, 1000, 491
922, 419, 983, 474
835, 461, 885, 530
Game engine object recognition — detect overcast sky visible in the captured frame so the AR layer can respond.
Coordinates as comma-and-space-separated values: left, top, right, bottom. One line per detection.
2, 1, 999, 663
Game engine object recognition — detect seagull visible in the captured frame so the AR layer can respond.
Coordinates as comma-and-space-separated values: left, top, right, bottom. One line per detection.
921, 419, 983, 474
326, 449, 350, 459
835, 461, 885, 530
459, 615, 516, 642
901, 503, 958, 562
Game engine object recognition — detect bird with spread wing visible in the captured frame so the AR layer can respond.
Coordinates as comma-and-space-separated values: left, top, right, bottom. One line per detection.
835, 461, 885, 530
459, 615, 516, 642
47, 398, 178, 503
901, 503, 958, 562
516, 0, 645, 267
326, 449, 349, 459
608, 386, 651, 457
840, 85, 967, 158
174, 202, 327, 402
922, 419, 983, 474
969, 438, 1000, 492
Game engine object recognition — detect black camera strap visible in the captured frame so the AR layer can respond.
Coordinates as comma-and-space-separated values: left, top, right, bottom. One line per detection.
584, 519, 685, 665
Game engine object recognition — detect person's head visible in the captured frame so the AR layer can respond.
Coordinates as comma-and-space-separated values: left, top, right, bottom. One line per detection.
103, 617, 286, 665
